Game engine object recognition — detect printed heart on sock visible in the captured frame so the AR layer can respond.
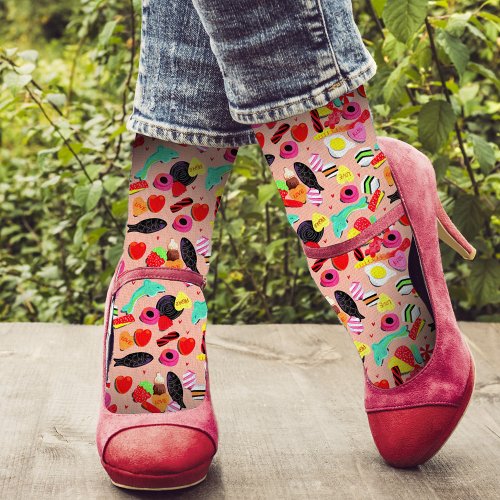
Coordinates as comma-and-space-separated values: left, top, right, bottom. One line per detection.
332, 253, 349, 271
107, 404, 117, 413
178, 337, 196, 355
192, 203, 209, 221
172, 181, 186, 197
115, 375, 133, 394
129, 242, 146, 260
374, 380, 389, 389
132, 196, 147, 217
347, 122, 366, 143
291, 123, 308, 142
388, 250, 407, 271
148, 195, 165, 213
134, 329, 152, 347
119, 331, 134, 351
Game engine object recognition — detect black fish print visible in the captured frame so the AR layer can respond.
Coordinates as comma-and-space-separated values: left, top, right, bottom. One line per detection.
180, 237, 199, 273
127, 218, 167, 234
114, 352, 154, 368
167, 371, 186, 408
294, 162, 324, 191
334, 290, 365, 320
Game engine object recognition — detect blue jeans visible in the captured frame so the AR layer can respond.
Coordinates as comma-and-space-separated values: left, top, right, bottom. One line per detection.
127, 0, 376, 147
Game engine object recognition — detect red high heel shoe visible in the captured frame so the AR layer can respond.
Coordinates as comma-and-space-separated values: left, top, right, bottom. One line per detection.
96, 268, 217, 490
365, 137, 476, 467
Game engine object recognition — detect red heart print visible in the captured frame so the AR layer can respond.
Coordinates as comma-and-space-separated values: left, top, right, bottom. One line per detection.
148, 195, 165, 213
178, 337, 196, 355
107, 404, 117, 413
291, 123, 308, 142
331, 254, 349, 271
115, 375, 133, 394
192, 203, 209, 221
134, 329, 152, 347
129, 241, 146, 260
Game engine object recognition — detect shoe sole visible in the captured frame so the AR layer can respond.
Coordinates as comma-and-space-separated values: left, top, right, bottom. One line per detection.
111, 474, 207, 491
103, 458, 212, 490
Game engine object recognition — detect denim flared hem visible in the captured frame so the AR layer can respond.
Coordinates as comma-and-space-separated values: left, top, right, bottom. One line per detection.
126, 115, 258, 148
229, 60, 377, 125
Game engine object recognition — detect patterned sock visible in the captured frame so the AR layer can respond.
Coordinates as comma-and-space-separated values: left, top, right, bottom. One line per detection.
258, 86, 436, 389
105, 135, 237, 413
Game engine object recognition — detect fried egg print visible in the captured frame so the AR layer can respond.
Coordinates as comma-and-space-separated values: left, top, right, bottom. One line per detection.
324, 134, 355, 159
364, 262, 396, 287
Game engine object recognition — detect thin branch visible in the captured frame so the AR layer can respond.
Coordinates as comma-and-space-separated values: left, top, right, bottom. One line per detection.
25, 86, 122, 231
424, 17, 480, 197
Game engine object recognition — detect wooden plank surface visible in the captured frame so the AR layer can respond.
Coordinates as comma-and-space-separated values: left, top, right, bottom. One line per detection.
0, 322, 499, 499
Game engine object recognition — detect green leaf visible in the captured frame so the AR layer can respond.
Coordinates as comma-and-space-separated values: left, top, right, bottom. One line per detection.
74, 181, 103, 211
99, 20, 118, 47
382, 0, 428, 43
3, 71, 32, 91
383, 57, 409, 104
418, 100, 456, 152
372, 0, 387, 17
18, 50, 38, 62
469, 259, 500, 307
470, 134, 495, 174
257, 184, 278, 205
46, 93, 67, 108
452, 194, 484, 241
436, 30, 469, 76
86, 180, 103, 211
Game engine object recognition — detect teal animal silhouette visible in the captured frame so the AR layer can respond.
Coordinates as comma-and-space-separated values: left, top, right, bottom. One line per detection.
121, 280, 166, 314
372, 326, 409, 366
135, 146, 180, 180
192, 300, 208, 324
206, 164, 232, 190
330, 197, 368, 238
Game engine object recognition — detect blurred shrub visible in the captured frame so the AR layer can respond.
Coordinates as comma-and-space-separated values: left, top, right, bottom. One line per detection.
0, 0, 498, 324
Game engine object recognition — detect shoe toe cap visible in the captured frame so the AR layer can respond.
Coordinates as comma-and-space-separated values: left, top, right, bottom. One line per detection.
103, 425, 216, 475
368, 405, 460, 468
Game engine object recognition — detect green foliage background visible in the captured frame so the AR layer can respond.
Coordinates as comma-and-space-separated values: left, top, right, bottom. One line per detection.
0, 0, 498, 324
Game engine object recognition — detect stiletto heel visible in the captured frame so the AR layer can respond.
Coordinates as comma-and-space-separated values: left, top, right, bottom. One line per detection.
436, 202, 476, 260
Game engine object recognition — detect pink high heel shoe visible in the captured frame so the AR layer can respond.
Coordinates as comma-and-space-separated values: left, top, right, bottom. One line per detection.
96, 268, 217, 490
365, 137, 476, 467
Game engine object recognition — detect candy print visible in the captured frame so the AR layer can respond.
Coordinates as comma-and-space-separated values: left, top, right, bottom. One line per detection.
167, 372, 186, 409
135, 145, 179, 180
334, 291, 365, 320
121, 280, 166, 314
262, 86, 436, 389
114, 352, 154, 368
180, 237, 199, 273
127, 218, 167, 234
293, 162, 324, 191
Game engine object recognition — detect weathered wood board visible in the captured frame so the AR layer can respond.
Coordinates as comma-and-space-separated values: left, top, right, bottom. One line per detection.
0, 322, 499, 499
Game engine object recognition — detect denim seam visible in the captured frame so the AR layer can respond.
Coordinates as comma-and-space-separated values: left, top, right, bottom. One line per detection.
229, 60, 376, 122
127, 115, 257, 147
